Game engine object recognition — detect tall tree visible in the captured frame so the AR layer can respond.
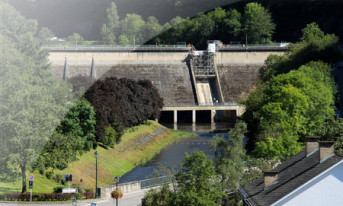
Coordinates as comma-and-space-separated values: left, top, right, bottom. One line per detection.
175, 152, 224, 206
101, 2, 119, 44
37, 27, 55, 43
0, 2, 71, 193
223, 8, 242, 42
242, 2, 275, 44
120, 13, 146, 44
38, 98, 96, 171
210, 121, 247, 204
67, 32, 84, 45
142, 16, 163, 42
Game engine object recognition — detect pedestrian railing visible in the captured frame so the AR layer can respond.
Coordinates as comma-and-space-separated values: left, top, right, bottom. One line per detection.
140, 175, 175, 189
42, 44, 190, 51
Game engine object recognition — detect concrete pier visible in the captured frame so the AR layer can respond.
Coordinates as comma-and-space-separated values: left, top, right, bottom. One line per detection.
174, 110, 178, 124
211, 110, 215, 124
162, 104, 245, 124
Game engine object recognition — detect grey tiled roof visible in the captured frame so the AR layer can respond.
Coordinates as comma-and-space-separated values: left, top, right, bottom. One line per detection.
238, 150, 343, 206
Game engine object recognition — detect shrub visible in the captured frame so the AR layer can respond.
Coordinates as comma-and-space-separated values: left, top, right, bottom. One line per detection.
55, 174, 63, 184
39, 167, 45, 175
84, 188, 92, 192
53, 185, 66, 193
83, 192, 93, 199
2, 193, 74, 201
45, 171, 53, 179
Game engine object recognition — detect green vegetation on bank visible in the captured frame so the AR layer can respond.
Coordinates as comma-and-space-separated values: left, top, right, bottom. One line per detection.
142, 121, 273, 205
0, 121, 195, 194
243, 23, 343, 160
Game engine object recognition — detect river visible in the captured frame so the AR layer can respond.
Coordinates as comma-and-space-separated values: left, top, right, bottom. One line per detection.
119, 123, 232, 183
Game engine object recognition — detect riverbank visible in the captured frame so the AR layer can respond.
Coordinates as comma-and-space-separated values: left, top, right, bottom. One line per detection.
0, 121, 195, 194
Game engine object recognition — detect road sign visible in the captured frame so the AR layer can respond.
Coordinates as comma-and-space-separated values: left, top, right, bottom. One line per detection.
29, 181, 33, 189
63, 174, 72, 182
62, 188, 77, 193
29, 174, 34, 181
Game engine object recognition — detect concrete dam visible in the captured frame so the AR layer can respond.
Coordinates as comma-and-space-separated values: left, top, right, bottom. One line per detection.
47, 45, 287, 123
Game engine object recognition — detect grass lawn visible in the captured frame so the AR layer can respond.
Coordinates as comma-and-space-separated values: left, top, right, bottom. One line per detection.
0, 121, 195, 194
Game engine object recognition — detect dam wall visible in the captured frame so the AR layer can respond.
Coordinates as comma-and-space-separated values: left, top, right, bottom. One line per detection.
50, 50, 195, 105
48, 49, 285, 104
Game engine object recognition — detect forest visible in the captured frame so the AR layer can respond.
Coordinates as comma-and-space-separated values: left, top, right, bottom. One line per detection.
8, 0, 343, 46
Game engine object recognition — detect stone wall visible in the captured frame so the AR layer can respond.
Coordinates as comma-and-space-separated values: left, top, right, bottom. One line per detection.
51, 64, 196, 105
217, 64, 261, 102
104, 64, 196, 105
48, 50, 284, 104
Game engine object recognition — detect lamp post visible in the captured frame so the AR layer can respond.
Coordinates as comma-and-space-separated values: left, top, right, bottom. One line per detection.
72, 197, 77, 206
95, 151, 99, 198
115, 176, 120, 206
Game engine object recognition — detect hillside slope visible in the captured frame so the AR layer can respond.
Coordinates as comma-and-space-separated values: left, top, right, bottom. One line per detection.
0, 121, 194, 193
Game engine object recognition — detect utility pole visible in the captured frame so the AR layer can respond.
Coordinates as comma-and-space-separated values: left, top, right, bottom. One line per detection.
245, 33, 248, 47
133, 35, 136, 49
95, 151, 99, 198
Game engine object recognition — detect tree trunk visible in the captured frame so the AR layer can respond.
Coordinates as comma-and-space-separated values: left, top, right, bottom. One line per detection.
21, 163, 27, 193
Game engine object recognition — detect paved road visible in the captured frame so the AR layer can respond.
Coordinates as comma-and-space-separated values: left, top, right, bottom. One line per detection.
0, 189, 148, 206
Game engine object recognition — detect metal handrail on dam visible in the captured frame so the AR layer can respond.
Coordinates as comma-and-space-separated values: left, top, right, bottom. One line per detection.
42, 44, 191, 51
43, 43, 290, 52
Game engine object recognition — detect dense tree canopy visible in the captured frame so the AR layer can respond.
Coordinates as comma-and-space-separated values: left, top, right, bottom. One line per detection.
84, 77, 163, 147
243, 23, 341, 160
37, 98, 96, 171
100, 2, 275, 48
245, 61, 337, 160
260, 23, 342, 81
242, 2, 275, 44
210, 121, 247, 204
142, 152, 224, 206
101, 2, 169, 45
0, 2, 72, 193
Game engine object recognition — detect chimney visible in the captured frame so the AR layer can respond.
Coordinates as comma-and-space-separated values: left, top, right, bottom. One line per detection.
319, 141, 335, 161
263, 170, 279, 189
305, 136, 320, 155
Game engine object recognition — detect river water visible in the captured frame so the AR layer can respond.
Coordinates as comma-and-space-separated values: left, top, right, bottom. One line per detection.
119, 123, 232, 183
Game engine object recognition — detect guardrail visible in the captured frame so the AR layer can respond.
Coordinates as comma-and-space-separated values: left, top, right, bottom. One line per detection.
141, 176, 175, 189
42, 44, 190, 51
101, 176, 174, 197
222, 43, 290, 48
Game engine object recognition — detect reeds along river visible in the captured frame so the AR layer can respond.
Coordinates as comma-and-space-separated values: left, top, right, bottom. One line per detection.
119, 122, 232, 183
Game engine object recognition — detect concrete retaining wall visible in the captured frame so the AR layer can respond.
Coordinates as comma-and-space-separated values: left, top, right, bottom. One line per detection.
102, 181, 141, 198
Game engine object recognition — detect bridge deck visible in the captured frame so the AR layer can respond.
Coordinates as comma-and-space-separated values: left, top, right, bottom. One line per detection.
162, 104, 243, 111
